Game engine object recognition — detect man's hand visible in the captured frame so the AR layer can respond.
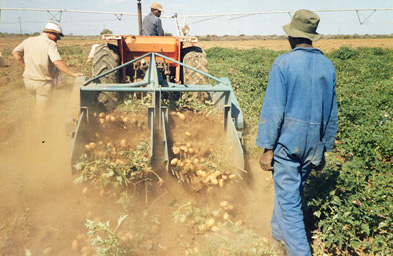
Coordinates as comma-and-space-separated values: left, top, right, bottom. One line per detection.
54, 60, 84, 77
259, 149, 274, 171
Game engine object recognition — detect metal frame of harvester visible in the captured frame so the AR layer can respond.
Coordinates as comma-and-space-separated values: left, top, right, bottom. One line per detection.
71, 52, 244, 173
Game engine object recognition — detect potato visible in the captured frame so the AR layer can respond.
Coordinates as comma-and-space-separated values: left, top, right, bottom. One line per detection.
211, 225, 220, 232
171, 158, 178, 166
80, 246, 90, 254
177, 112, 186, 120
110, 115, 116, 122
226, 203, 234, 211
120, 139, 127, 147
71, 239, 79, 251
99, 118, 105, 124
188, 148, 194, 154
185, 131, 191, 137
229, 174, 237, 180
105, 114, 110, 121
235, 219, 243, 226
89, 142, 96, 150
193, 158, 199, 164
198, 224, 207, 232
99, 112, 105, 118
223, 212, 229, 221
206, 218, 215, 228
172, 146, 180, 155
43, 247, 53, 255
202, 177, 210, 184
220, 201, 229, 208
219, 179, 224, 187
211, 178, 218, 185
197, 170, 207, 177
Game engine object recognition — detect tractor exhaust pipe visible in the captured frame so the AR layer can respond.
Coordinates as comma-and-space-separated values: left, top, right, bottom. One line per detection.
137, 0, 142, 35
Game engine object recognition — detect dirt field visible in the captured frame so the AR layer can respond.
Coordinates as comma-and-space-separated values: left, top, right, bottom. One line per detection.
1, 37, 392, 255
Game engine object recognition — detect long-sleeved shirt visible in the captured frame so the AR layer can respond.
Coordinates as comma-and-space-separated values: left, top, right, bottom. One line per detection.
142, 13, 164, 36
256, 47, 338, 165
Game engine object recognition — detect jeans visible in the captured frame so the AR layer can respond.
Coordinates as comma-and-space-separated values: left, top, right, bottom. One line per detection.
271, 145, 314, 256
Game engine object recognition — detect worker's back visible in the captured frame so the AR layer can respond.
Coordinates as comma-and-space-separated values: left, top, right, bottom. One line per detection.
142, 12, 164, 36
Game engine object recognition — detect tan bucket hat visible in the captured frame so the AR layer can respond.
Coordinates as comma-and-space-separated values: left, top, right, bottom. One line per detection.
43, 22, 64, 37
283, 9, 321, 41
151, 2, 164, 12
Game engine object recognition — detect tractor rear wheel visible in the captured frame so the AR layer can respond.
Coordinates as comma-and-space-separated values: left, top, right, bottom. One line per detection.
182, 46, 208, 85
92, 43, 120, 109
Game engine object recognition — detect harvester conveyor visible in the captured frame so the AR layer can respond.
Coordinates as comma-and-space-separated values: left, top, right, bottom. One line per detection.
70, 52, 244, 174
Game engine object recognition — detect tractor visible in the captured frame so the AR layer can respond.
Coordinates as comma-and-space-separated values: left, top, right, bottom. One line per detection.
69, 0, 244, 182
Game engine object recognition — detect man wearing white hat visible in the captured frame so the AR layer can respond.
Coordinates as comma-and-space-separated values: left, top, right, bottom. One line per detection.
256, 9, 338, 256
142, 2, 164, 36
12, 22, 83, 125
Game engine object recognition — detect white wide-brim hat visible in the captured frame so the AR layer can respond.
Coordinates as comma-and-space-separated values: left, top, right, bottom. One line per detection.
43, 22, 64, 37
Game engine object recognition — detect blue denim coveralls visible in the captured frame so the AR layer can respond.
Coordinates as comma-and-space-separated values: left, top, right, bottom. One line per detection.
256, 47, 338, 256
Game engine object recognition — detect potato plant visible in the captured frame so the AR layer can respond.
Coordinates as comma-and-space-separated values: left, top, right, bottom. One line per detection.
206, 46, 393, 255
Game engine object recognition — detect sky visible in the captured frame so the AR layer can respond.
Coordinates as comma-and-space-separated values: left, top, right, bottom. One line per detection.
0, 0, 392, 36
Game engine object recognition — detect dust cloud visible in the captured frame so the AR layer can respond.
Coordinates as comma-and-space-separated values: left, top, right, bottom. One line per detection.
0, 86, 276, 255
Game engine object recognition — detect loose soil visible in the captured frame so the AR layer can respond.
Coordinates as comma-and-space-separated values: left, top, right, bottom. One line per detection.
1, 37, 392, 255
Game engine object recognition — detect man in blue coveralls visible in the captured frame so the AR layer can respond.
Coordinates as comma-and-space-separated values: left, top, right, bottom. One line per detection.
256, 10, 338, 256
142, 2, 165, 36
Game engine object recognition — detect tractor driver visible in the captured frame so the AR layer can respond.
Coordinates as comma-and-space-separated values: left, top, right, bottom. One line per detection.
142, 2, 165, 36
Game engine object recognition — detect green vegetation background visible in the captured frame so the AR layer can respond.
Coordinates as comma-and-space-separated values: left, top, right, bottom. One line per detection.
206, 46, 393, 255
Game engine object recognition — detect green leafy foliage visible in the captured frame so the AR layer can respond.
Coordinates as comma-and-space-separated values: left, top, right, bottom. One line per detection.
207, 46, 393, 255
302, 47, 393, 255
86, 215, 132, 256
206, 47, 282, 156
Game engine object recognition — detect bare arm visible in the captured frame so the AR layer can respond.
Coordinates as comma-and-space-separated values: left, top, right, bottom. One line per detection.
53, 60, 83, 77
12, 51, 25, 69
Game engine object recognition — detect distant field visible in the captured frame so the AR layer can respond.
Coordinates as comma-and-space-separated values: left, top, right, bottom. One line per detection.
197, 38, 393, 52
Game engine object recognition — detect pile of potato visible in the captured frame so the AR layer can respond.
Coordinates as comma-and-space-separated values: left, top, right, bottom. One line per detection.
169, 111, 238, 190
